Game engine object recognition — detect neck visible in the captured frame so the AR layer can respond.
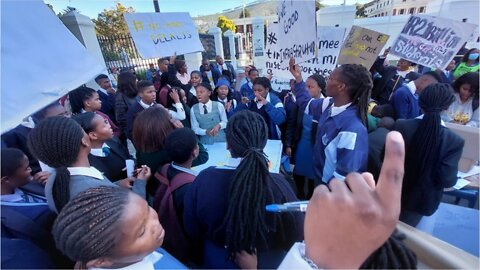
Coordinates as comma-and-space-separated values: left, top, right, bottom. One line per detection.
332, 95, 350, 107
467, 60, 476, 66
70, 154, 90, 168
1, 185, 14, 195
175, 159, 193, 169
84, 107, 94, 112
142, 100, 153, 105
90, 140, 104, 149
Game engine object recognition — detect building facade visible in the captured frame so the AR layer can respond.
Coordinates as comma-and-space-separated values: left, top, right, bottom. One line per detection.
364, 0, 430, 17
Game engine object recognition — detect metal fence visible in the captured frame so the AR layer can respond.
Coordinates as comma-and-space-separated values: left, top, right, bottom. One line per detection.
97, 33, 236, 80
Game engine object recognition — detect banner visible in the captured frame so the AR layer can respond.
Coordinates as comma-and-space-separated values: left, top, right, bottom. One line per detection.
265, 23, 345, 83
124, 12, 204, 58
390, 14, 478, 70
1, 0, 104, 133
337, 25, 389, 69
275, 0, 317, 67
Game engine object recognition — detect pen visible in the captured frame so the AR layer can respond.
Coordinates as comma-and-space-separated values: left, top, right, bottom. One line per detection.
266, 201, 309, 212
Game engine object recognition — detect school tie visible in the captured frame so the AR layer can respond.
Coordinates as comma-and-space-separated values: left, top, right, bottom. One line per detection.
203, 105, 208, 114
102, 147, 110, 157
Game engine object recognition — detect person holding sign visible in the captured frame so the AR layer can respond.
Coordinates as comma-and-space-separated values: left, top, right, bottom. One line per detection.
453, 48, 480, 79
190, 82, 228, 144
289, 58, 370, 185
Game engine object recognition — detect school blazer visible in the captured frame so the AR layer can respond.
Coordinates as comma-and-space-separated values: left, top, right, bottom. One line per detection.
395, 119, 464, 215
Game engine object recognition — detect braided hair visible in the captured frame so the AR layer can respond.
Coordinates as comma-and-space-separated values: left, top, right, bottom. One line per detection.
27, 116, 86, 211
337, 64, 373, 127
68, 86, 97, 115
360, 230, 417, 269
71, 112, 96, 133
405, 83, 455, 189
52, 186, 129, 267
220, 110, 273, 259
308, 73, 327, 97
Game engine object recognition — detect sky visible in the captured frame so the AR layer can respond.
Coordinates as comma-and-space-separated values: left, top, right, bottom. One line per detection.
44, 0, 370, 19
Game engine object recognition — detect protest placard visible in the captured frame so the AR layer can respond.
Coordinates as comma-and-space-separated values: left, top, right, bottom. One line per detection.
275, 0, 316, 67
265, 23, 345, 81
337, 26, 389, 69
124, 12, 204, 58
390, 14, 478, 70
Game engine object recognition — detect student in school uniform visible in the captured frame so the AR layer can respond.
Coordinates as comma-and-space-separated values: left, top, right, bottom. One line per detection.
183, 111, 303, 269
153, 128, 200, 264
125, 80, 157, 140
238, 77, 286, 140
239, 68, 259, 100
94, 74, 117, 124
27, 116, 150, 213
72, 112, 139, 184
289, 58, 371, 186
165, 87, 189, 127
190, 82, 228, 145
212, 77, 238, 118
68, 86, 120, 137
186, 71, 201, 107
52, 186, 186, 269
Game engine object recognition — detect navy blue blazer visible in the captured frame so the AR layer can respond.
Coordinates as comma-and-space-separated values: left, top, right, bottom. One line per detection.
125, 101, 146, 140
97, 90, 116, 125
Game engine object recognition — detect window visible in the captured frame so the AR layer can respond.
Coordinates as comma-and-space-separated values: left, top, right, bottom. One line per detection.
419, 6, 425, 13
399, 9, 405, 14
409, 8, 415, 14
393, 9, 397, 15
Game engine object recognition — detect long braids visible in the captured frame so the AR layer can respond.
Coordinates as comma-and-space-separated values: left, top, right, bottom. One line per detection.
337, 64, 373, 127
221, 110, 272, 259
52, 187, 130, 267
360, 230, 417, 269
27, 116, 85, 212
405, 83, 455, 189
68, 86, 97, 115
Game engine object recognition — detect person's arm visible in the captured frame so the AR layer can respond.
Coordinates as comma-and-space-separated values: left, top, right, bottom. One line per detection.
192, 143, 209, 166
439, 135, 465, 188
190, 106, 207, 136
289, 58, 321, 113
169, 103, 186, 120
217, 102, 228, 130
466, 108, 479, 127
391, 90, 409, 120
264, 99, 286, 125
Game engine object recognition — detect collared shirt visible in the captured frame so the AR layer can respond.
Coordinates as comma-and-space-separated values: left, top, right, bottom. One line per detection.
190, 86, 197, 97
190, 100, 228, 136
169, 103, 186, 121
405, 81, 417, 97
91, 251, 162, 270
176, 72, 190, 85
171, 162, 198, 176
90, 143, 110, 157
98, 88, 108, 96
1, 189, 47, 203
139, 100, 154, 110
20, 116, 35, 129
331, 102, 352, 117
67, 167, 104, 180
416, 114, 446, 127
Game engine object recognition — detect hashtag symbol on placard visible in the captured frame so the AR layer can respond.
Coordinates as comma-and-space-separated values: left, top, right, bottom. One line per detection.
267, 32, 277, 45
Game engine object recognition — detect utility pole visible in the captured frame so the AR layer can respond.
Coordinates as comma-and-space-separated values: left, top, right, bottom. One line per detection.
153, 0, 160, 12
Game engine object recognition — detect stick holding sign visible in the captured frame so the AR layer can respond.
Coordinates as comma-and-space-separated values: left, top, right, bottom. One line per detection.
337, 26, 389, 69
124, 12, 204, 58
390, 14, 478, 70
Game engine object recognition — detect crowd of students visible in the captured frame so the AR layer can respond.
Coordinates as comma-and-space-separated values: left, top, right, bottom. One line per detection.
1, 45, 478, 269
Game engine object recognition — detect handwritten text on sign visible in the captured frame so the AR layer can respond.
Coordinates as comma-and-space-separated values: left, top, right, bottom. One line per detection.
265, 23, 345, 80
337, 26, 389, 69
390, 14, 478, 70
275, 0, 316, 67
124, 12, 204, 58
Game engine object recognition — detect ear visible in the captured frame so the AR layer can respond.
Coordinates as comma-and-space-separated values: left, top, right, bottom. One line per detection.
88, 131, 98, 142
83, 100, 91, 109
85, 258, 113, 269
192, 145, 200, 159
81, 135, 91, 148
1, 176, 10, 184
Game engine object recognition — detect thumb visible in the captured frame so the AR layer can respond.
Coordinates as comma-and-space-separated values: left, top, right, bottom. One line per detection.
376, 131, 405, 215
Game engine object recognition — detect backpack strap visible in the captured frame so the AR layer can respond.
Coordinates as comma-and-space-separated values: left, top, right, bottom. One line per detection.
388, 76, 402, 101
154, 164, 171, 186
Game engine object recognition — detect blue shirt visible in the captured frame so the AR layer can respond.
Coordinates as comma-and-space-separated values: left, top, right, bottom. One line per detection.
391, 83, 420, 119
294, 81, 368, 183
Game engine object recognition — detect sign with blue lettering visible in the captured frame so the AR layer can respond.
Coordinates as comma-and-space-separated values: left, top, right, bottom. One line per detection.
390, 14, 478, 70
124, 12, 204, 58
276, 0, 316, 68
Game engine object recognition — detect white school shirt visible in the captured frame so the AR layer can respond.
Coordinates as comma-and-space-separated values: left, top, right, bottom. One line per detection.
90, 143, 110, 157
90, 251, 162, 270
168, 103, 186, 121
190, 100, 228, 136
139, 100, 154, 109
278, 242, 314, 269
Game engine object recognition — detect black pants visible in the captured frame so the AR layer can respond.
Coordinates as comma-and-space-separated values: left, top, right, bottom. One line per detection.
293, 174, 314, 200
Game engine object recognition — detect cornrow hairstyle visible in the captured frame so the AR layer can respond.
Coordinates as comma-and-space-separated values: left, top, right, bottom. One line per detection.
405, 83, 455, 190
308, 74, 327, 97
453, 72, 479, 111
117, 71, 138, 98
253, 77, 272, 92
337, 64, 373, 127
360, 230, 417, 269
27, 116, 85, 211
1, 148, 26, 177
137, 80, 154, 93
68, 86, 97, 115
165, 128, 198, 164
71, 112, 97, 134
52, 186, 130, 267
220, 110, 274, 259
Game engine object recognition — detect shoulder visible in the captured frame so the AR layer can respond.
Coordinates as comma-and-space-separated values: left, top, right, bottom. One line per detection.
441, 127, 465, 147
395, 119, 418, 130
